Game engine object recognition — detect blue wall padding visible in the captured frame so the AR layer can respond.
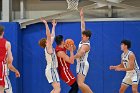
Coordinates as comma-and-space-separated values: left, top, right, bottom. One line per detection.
0, 22, 22, 93
102, 22, 125, 93
0, 21, 140, 93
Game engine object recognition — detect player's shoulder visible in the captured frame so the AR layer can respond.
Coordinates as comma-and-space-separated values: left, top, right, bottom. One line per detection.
56, 46, 65, 52
121, 53, 124, 57
6, 41, 11, 46
129, 51, 135, 58
82, 42, 90, 48
5, 41, 11, 50
57, 51, 66, 58
129, 51, 135, 56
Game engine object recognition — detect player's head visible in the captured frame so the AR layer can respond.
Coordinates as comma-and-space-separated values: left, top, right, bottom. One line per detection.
55, 35, 64, 45
0, 26, 4, 37
82, 30, 92, 41
38, 38, 47, 48
121, 40, 131, 51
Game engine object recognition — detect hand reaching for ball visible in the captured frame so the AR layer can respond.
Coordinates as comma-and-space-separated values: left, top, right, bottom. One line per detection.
67, 45, 74, 51
64, 39, 75, 51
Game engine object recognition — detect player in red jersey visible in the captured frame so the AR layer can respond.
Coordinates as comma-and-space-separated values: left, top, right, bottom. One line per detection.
55, 35, 79, 93
0, 26, 20, 93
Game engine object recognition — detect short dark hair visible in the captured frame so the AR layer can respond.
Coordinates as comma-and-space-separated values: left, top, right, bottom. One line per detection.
121, 40, 131, 49
0, 26, 4, 36
55, 35, 63, 45
82, 30, 92, 39
38, 38, 47, 48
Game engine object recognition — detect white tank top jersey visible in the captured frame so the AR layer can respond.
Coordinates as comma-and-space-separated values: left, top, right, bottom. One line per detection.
122, 50, 139, 72
44, 47, 58, 69
77, 40, 90, 63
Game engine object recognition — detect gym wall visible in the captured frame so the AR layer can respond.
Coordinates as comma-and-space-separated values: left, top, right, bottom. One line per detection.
0, 21, 140, 93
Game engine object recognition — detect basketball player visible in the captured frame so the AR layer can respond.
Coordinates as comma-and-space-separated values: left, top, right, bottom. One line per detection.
39, 18, 60, 93
0, 26, 20, 93
110, 40, 140, 93
4, 56, 20, 93
55, 35, 79, 93
74, 8, 93, 93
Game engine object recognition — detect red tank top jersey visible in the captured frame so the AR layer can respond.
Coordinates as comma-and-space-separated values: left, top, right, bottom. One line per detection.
55, 46, 70, 70
55, 46, 76, 86
0, 38, 7, 87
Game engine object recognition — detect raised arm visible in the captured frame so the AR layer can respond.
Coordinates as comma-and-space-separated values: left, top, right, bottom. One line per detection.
80, 8, 85, 33
51, 19, 57, 44
41, 18, 52, 53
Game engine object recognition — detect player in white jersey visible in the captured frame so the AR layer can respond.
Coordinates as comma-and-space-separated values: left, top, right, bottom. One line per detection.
74, 8, 93, 93
4, 58, 20, 93
39, 18, 60, 93
110, 40, 140, 93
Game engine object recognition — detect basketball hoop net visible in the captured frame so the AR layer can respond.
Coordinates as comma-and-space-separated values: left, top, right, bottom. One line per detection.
66, 0, 79, 10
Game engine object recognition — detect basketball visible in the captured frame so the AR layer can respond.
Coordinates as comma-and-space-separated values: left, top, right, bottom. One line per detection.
65, 39, 75, 48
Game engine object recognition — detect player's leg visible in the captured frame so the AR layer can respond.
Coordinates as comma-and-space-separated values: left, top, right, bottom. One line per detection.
132, 84, 138, 93
5, 88, 13, 93
0, 86, 4, 93
51, 82, 61, 93
77, 74, 93, 93
119, 84, 128, 93
5, 76, 13, 93
131, 71, 139, 93
60, 69, 79, 93
51, 68, 61, 93
77, 62, 93, 93
0, 77, 5, 93
69, 81, 79, 93
120, 74, 131, 93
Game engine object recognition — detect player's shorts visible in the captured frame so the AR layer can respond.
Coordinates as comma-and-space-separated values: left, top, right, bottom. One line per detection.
4, 76, 13, 93
122, 70, 140, 86
137, 69, 140, 79
76, 61, 89, 76
59, 68, 76, 86
45, 67, 60, 84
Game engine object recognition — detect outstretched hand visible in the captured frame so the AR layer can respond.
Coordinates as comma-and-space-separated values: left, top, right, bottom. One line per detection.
109, 66, 117, 70
80, 8, 84, 17
115, 67, 123, 71
110, 66, 123, 71
66, 45, 74, 52
41, 17, 47, 24
52, 19, 57, 27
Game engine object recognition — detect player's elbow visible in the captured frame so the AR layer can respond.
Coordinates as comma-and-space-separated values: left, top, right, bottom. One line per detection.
70, 60, 74, 64
127, 67, 134, 71
7, 57, 13, 64
9, 57, 13, 63
68, 58, 74, 64
47, 35, 51, 39
8, 64, 12, 69
129, 67, 134, 71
